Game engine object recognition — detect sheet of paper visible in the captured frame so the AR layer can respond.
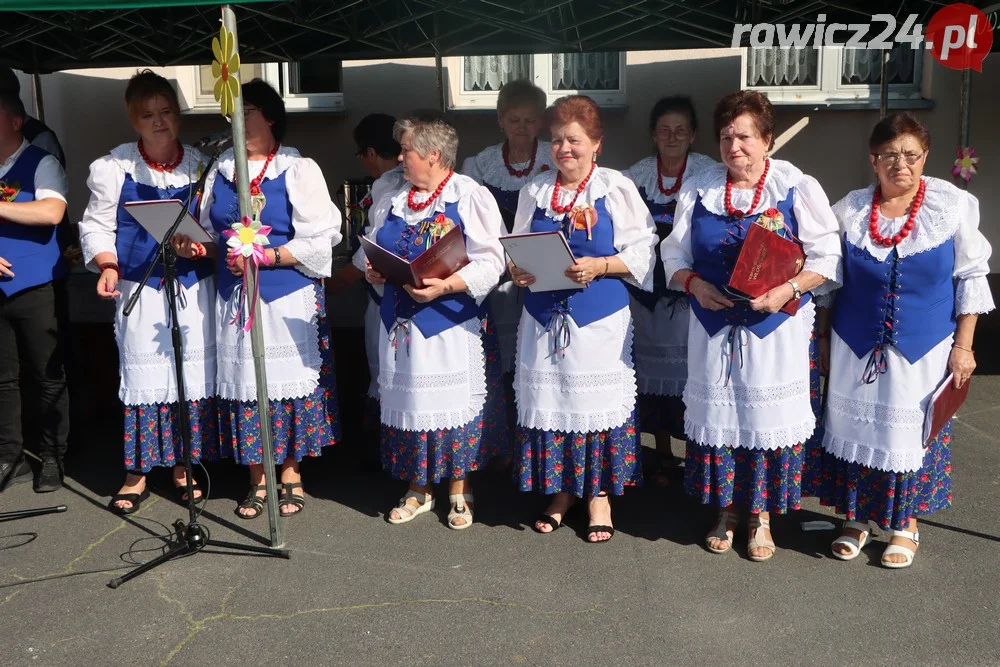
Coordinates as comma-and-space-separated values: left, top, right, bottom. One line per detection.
500, 231, 582, 293
123, 199, 214, 244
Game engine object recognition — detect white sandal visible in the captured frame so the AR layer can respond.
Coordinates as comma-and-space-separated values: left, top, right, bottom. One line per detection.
831, 520, 872, 561
881, 529, 919, 569
447, 493, 474, 530
705, 509, 737, 554
747, 514, 776, 562
387, 490, 435, 525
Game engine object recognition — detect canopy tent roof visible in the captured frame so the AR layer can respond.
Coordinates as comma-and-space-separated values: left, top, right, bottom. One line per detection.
1, 0, 989, 74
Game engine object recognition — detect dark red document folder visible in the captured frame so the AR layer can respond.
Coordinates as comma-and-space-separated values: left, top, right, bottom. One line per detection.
923, 374, 970, 446
360, 225, 469, 288
727, 222, 806, 316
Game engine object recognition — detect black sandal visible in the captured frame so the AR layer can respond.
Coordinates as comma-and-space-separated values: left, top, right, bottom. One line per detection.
173, 480, 204, 505
531, 500, 576, 534
235, 484, 267, 520
587, 492, 615, 544
108, 488, 150, 515
278, 482, 306, 517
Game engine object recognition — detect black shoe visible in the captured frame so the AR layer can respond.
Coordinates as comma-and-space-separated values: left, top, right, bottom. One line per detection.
0, 456, 31, 492
34, 458, 63, 493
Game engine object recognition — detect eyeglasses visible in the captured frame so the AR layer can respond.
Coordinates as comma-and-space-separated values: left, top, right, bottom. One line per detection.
872, 151, 926, 166
243, 106, 260, 118
655, 127, 691, 140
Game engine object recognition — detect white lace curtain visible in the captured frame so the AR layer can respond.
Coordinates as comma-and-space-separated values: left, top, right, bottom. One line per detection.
841, 46, 916, 85
463, 55, 531, 92
551, 52, 620, 90
746, 46, 818, 86
463, 53, 621, 92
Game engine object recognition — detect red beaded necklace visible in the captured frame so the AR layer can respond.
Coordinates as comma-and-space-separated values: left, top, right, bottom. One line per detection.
724, 158, 770, 218
248, 143, 280, 196
408, 170, 454, 212
503, 140, 537, 178
868, 178, 925, 247
551, 162, 596, 215
138, 139, 184, 173
657, 152, 688, 197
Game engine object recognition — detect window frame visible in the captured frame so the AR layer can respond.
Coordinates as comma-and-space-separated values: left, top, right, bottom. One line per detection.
742, 45, 927, 106
445, 53, 627, 110
183, 61, 345, 114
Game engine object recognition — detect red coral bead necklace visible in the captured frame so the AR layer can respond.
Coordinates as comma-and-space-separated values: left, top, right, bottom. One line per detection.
657, 151, 688, 197
503, 139, 537, 178
551, 162, 596, 215
138, 139, 184, 173
869, 178, 925, 247
248, 143, 280, 196
408, 169, 454, 212
724, 158, 770, 218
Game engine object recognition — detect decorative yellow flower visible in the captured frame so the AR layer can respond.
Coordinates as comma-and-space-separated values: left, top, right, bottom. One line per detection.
211, 24, 241, 117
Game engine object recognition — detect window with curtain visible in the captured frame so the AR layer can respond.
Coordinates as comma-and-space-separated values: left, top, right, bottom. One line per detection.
841, 45, 918, 85
746, 46, 819, 86
550, 52, 621, 90
192, 61, 343, 112
463, 55, 531, 92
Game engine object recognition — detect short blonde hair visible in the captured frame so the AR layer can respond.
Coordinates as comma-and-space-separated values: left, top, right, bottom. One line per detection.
497, 80, 546, 117
125, 69, 180, 121
393, 114, 459, 170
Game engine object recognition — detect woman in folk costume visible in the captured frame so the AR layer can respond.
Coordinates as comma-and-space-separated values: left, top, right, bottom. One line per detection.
364, 114, 505, 530
508, 95, 657, 543
79, 70, 217, 515
660, 91, 842, 560
461, 80, 554, 462
197, 79, 341, 519
818, 113, 993, 568
624, 95, 717, 483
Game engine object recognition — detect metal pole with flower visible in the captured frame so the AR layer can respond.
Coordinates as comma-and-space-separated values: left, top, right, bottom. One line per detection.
213, 6, 283, 548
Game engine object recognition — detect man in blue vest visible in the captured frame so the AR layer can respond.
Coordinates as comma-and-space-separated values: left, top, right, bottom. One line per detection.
0, 90, 70, 493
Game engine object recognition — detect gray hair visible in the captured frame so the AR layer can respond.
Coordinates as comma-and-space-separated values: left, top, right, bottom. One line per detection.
393, 115, 459, 170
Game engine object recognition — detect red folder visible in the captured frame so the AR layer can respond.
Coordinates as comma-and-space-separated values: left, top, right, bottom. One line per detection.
727, 221, 806, 316
923, 374, 970, 446
360, 224, 469, 288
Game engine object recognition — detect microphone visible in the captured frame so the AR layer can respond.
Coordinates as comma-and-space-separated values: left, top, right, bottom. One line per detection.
193, 132, 233, 151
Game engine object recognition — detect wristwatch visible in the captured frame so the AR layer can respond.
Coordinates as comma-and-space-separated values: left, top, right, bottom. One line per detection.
787, 278, 802, 300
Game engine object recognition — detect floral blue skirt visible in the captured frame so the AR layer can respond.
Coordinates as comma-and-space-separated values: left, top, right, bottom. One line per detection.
684, 330, 823, 514
815, 422, 953, 531
380, 411, 486, 484
217, 285, 340, 465
481, 319, 511, 459
637, 393, 686, 440
123, 398, 220, 473
516, 411, 641, 497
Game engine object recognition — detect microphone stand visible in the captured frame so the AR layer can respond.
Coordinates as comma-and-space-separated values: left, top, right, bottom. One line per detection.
109, 142, 289, 589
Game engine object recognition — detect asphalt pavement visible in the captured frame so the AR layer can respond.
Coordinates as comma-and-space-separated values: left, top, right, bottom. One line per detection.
1, 377, 999, 666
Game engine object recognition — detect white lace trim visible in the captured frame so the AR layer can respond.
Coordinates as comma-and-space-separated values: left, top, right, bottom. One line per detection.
216, 286, 321, 402
955, 275, 996, 315
687, 159, 803, 217
514, 311, 637, 433
626, 153, 717, 205
617, 242, 654, 290
834, 177, 969, 261
109, 142, 207, 191
685, 416, 816, 451
822, 433, 925, 473
457, 261, 499, 301
684, 378, 810, 408
388, 172, 481, 225
826, 391, 924, 428
281, 241, 330, 280
215, 145, 300, 183
472, 142, 554, 192
380, 318, 487, 431
803, 253, 842, 285
524, 166, 627, 221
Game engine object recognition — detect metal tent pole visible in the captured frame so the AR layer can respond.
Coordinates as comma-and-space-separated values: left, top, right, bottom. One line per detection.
222, 4, 282, 549
957, 68, 972, 191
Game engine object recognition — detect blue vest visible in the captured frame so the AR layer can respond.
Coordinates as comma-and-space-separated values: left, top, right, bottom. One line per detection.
629, 187, 685, 312
523, 197, 630, 329
688, 189, 811, 338
0, 145, 66, 297
832, 236, 956, 365
209, 170, 313, 302
115, 174, 212, 288
377, 201, 481, 337
484, 183, 518, 234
